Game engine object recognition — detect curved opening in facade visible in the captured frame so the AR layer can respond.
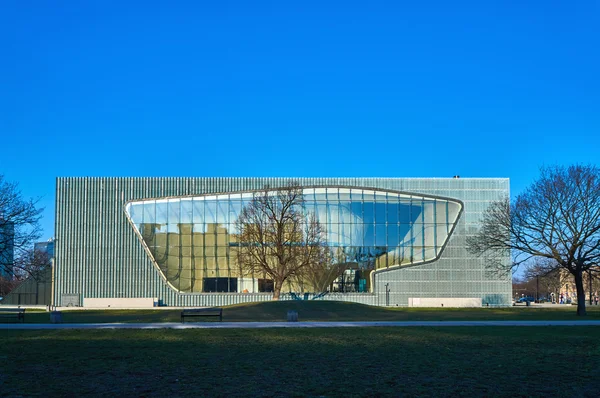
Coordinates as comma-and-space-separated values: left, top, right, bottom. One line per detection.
124, 187, 463, 294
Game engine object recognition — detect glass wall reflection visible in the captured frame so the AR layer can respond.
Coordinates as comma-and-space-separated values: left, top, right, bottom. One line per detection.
126, 188, 462, 293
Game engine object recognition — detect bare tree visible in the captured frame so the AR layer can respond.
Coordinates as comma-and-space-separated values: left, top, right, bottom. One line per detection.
14, 248, 52, 281
0, 277, 18, 298
234, 184, 327, 300
298, 247, 348, 293
0, 174, 44, 279
467, 165, 600, 316
523, 258, 563, 302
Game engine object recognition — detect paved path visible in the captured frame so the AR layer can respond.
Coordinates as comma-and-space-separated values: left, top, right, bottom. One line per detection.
2, 320, 600, 330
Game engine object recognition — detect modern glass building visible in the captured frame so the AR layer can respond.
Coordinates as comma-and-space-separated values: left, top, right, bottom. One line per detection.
53, 177, 511, 307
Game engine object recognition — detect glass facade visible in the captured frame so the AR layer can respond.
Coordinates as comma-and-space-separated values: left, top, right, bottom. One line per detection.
125, 187, 462, 293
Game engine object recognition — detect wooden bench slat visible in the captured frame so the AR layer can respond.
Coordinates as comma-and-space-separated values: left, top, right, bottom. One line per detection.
181, 308, 222, 323
0, 308, 26, 323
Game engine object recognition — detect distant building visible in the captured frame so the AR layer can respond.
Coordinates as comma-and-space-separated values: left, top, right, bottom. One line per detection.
0, 219, 15, 279
34, 239, 55, 259
557, 268, 600, 304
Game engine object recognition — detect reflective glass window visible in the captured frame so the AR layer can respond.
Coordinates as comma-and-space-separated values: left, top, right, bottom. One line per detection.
398, 200, 412, 223
217, 201, 228, 224
374, 202, 386, 224
143, 201, 155, 224
423, 201, 435, 224
180, 200, 193, 224
126, 187, 462, 293
205, 201, 217, 224
364, 224, 375, 246
156, 201, 168, 224
363, 202, 374, 224
375, 224, 387, 246
168, 200, 180, 224
387, 203, 399, 224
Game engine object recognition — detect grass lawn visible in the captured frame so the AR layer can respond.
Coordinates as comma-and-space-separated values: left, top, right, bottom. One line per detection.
1, 327, 599, 396
13, 300, 600, 323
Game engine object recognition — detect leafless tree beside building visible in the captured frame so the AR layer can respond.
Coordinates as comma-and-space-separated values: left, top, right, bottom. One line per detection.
523, 258, 563, 300
467, 165, 600, 316
0, 174, 44, 282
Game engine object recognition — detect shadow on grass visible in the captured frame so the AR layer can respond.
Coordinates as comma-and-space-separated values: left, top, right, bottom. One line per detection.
1, 327, 599, 396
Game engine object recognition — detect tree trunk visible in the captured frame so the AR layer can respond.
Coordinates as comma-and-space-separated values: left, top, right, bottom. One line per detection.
272, 279, 282, 300
574, 269, 587, 316
589, 271, 593, 305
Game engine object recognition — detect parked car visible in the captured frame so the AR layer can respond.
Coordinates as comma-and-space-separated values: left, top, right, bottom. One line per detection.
516, 297, 535, 303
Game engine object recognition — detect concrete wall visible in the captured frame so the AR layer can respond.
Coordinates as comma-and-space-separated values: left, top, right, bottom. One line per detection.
408, 297, 482, 308
84, 297, 156, 308
1, 268, 52, 305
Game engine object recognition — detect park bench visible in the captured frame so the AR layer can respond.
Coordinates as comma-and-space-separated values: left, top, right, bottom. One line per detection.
0, 308, 26, 323
181, 307, 222, 323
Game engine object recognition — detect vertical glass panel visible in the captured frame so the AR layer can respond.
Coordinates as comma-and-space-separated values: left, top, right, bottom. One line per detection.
330, 202, 341, 224
205, 200, 217, 224
229, 201, 241, 222
217, 200, 228, 224
423, 201, 435, 224
192, 199, 205, 233
424, 224, 436, 247
128, 203, 143, 224
192, 199, 204, 223
374, 202, 386, 224
316, 201, 327, 224
156, 201, 168, 224
387, 223, 399, 246
351, 224, 364, 246
364, 223, 374, 247
363, 202, 374, 224
304, 200, 316, 218
387, 202, 399, 224
375, 224, 387, 246
399, 200, 412, 223
410, 200, 423, 223
142, 201, 156, 224
350, 201, 362, 219
412, 223, 424, 249
180, 199, 193, 224
180, 226, 192, 247
340, 222, 353, 246
339, 201, 352, 222
435, 200, 447, 225
168, 199, 180, 224
412, 246, 424, 262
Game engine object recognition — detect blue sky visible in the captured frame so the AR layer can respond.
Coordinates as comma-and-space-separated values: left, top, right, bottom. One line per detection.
1, 1, 599, 239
